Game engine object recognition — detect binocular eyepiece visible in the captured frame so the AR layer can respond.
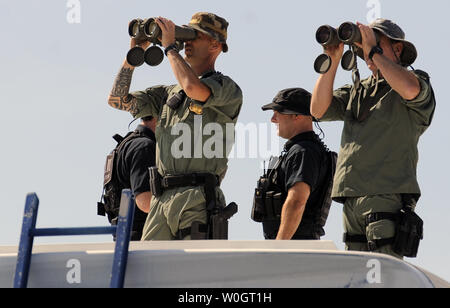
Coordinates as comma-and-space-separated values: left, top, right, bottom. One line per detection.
314, 22, 379, 74
126, 18, 198, 67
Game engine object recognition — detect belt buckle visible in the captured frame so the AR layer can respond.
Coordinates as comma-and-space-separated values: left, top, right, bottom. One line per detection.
162, 177, 170, 189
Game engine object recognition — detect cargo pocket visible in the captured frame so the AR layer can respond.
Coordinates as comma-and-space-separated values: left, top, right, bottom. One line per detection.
366, 218, 396, 242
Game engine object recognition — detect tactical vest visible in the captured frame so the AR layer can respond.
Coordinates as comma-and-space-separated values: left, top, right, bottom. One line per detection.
252, 134, 337, 232
97, 129, 149, 224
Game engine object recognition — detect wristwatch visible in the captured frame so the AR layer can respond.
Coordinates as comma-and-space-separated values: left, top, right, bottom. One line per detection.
369, 46, 383, 61
164, 43, 179, 56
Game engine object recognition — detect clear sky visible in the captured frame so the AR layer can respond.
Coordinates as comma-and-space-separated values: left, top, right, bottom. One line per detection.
1, 0, 449, 282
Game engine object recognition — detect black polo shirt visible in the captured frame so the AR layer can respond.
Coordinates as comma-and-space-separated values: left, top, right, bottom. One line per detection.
115, 124, 156, 234
263, 131, 328, 239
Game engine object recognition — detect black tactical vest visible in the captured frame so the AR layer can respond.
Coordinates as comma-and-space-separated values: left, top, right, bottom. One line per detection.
252, 133, 337, 238
98, 129, 148, 224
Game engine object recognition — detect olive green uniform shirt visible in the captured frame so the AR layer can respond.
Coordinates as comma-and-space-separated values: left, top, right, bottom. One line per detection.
131, 72, 243, 179
319, 70, 435, 201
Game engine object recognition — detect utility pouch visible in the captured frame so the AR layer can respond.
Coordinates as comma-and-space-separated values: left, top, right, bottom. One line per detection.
166, 90, 186, 110
252, 188, 266, 223
251, 177, 270, 222
149, 167, 163, 197
393, 209, 423, 258
272, 193, 283, 219
265, 191, 275, 220
97, 202, 106, 217
104, 153, 115, 186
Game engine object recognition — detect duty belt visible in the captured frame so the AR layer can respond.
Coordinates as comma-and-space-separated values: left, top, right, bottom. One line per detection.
161, 173, 220, 190
161, 173, 221, 241
343, 212, 399, 251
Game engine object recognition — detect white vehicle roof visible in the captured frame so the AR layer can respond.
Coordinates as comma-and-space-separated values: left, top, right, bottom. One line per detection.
0, 241, 448, 288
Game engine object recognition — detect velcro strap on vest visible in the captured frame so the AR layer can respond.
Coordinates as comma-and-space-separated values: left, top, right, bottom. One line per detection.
365, 212, 399, 226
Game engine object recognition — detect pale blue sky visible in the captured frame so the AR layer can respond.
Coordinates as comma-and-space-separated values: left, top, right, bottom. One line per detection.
1, 0, 449, 282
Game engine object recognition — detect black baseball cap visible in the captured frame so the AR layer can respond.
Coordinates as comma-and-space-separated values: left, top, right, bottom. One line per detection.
262, 88, 312, 116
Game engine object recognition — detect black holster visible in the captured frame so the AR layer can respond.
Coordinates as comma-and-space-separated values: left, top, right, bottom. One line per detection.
393, 208, 423, 258
208, 202, 238, 240
149, 167, 163, 197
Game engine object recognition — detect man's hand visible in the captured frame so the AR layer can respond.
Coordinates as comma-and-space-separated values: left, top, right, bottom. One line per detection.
127, 20, 151, 50
155, 17, 176, 48
355, 22, 378, 61
324, 42, 345, 65
130, 37, 150, 50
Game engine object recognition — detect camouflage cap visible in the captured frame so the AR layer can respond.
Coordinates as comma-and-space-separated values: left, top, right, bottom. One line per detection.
187, 12, 229, 52
357, 19, 417, 66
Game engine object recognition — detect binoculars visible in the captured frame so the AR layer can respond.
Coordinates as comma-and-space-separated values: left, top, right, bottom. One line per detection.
314, 22, 380, 74
126, 18, 197, 67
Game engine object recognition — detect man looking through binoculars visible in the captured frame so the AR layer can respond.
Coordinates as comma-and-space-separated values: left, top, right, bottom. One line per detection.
107, 13, 243, 241
310, 19, 435, 258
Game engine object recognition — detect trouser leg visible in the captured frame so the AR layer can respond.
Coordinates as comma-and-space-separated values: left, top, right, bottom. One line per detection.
344, 195, 404, 259
140, 197, 174, 241
343, 197, 369, 252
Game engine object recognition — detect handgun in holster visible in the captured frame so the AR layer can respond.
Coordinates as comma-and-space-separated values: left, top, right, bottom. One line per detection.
393, 207, 424, 258
208, 202, 238, 240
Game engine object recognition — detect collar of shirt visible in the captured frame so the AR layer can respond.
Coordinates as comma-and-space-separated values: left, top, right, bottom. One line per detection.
136, 124, 156, 142
362, 73, 387, 90
284, 131, 318, 152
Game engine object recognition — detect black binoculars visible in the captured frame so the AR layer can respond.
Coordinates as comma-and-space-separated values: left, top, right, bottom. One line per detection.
314, 22, 380, 74
126, 18, 197, 67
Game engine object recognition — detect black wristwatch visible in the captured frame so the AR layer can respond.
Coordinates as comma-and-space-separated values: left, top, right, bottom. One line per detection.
164, 43, 179, 56
369, 46, 383, 61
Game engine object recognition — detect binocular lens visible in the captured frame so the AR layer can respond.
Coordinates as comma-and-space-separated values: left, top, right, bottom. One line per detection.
126, 47, 145, 67
144, 46, 164, 67
316, 26, 331, 45
314, 54, 332, 74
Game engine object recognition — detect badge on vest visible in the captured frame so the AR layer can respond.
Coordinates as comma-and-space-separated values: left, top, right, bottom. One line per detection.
189, 102, 204, 115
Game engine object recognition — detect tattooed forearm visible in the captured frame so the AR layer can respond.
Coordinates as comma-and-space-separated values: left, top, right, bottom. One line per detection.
108, 66, 137, 111
111, 67, 133, 97
108, 94, 136, 111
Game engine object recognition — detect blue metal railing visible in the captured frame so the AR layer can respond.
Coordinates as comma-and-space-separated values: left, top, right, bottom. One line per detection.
13, 190, 135, 288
